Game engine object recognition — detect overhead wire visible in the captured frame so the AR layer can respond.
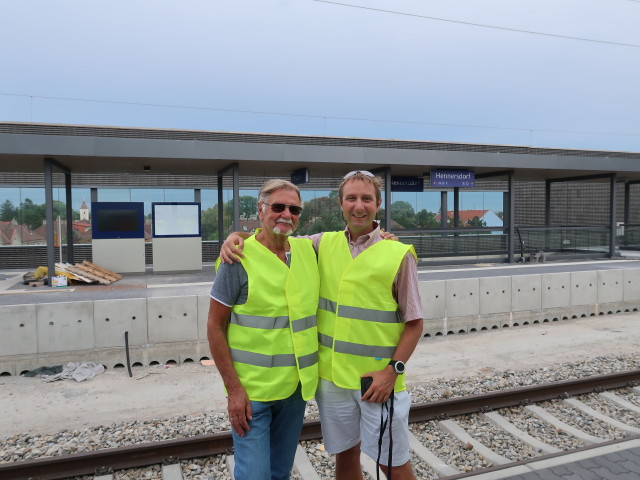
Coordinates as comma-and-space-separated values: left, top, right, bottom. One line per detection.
311, 0, 640, 48
1, 92, 639, 139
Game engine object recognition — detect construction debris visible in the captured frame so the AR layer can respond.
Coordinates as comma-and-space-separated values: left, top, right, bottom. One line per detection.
23, 261, 122, 286
55, 261, 122, 285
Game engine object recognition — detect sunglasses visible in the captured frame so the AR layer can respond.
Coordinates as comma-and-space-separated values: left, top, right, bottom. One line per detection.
343, 170, 375, 179
263, 202, 303, 216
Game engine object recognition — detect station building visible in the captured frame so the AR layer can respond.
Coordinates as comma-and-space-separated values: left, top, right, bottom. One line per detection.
1, 121, 639, 274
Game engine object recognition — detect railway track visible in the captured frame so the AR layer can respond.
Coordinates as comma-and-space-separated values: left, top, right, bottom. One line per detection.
2, 370, 639, 480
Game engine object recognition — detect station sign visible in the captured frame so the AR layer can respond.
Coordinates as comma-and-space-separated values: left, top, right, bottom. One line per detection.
430, 169, 475, 188
390, 176, 424, 192
291, 168, 309, 185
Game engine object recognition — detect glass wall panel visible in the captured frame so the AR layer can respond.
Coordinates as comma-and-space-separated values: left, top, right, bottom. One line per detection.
458, 191, 504, 228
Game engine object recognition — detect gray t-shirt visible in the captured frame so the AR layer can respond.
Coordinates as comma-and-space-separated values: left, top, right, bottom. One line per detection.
210, 252, 291, 307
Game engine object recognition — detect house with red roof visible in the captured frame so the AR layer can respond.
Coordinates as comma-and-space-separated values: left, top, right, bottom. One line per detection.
435, 209, 503, 228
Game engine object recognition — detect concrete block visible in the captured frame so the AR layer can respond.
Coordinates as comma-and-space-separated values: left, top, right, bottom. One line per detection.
152, 237, 203, 273
571, 305, 597, 319
147, 296, 198, 343
422, 318, 446, 337
36, 302, 94, 353
445, 278, 479, 318
512, 311, 541, 326
92, 238, 146, 274
571, 271, 597, 306
94, 298, 147, 348
476, 313, 507, 331
419, 280, 445, 320
446, 315, 475, 335
511, 275, 542, 312
479, 276, 511, 315
623, 268, 640, 301
197, 294, 210, 341
541, 273, 570, 309
0, 304, 37, 356
0, 362, 16, 376
540, 308, 569, 323
143, 341, 200, 365
597, 270, 623, 304
596, 302, 625, 316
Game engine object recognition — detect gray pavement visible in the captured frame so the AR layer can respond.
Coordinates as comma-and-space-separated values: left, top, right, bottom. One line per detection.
456, 438, 640, 479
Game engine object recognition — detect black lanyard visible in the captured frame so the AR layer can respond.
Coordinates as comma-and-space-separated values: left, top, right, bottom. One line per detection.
375, 391, 394, 480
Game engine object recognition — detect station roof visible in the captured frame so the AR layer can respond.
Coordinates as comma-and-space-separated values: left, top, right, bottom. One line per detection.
1, 121, 640, 182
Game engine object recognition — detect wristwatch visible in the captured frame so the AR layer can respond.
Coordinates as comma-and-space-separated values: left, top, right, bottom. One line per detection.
388, 360, 406, 374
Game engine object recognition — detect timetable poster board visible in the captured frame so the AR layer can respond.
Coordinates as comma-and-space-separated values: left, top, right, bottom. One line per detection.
152, 202, 201, 238
91, 202, 145, 239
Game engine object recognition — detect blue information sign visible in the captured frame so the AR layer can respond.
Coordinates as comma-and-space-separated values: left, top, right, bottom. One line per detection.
430, 169, 475, 188
391, 176, 424, 192
291, 168, 309, 185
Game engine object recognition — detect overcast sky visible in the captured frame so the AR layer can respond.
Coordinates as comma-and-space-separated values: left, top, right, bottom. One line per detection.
1, 0, 638, 152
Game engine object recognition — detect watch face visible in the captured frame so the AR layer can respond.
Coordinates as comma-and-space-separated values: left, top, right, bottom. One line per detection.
390, 360, 405, 373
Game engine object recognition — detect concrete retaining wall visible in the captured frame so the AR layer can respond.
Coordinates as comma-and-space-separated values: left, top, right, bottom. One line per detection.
2, 268, 640, 376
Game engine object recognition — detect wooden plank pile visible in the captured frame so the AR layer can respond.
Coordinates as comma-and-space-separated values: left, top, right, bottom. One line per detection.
55, 261, 122, 285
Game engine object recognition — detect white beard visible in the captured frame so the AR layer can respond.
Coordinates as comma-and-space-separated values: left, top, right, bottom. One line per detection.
273, 226, 294, 236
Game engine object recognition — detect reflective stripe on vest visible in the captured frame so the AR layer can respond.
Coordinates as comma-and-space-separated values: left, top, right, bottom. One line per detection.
317, 231, 416, 391
227, 235, 320, 402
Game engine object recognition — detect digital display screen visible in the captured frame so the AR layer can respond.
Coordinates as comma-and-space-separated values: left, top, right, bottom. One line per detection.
91, 202, 145, 239
152, 202, 201, 238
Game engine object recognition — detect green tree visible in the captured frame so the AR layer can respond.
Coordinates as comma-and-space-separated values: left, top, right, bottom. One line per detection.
0, 200, 17, 222
297, 195, 344, 235
467, 215, 487, 228
390, 201, 416, 229
415, 209, 439, 228
240, 195, 258, 218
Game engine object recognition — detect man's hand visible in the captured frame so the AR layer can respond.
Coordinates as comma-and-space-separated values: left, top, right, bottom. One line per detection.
219, 234, 246, 264
380, 230, 398, 241
227, 386, 252, 436
360, 367, 397, 403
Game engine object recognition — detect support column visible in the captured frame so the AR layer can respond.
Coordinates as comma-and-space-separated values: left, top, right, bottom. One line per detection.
440, 191, 447, 229
194, 188, 201, 203
90, 187, 98, 203
508, 171, 515, 263
384, 167, 391, 230
453, 187, 459, 255
44, 159, 55, 285
610, 173, 617, 258
232, 164, 240, 233
545, 179, 551, 252
453, 187, 459, 227
65, 172, 74, 264
217, 175, 224, 243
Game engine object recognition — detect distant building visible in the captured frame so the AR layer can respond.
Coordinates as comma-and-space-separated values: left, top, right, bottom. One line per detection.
435, 209, 504, 228
0, 220, 43, 245
79, 199, 90, 221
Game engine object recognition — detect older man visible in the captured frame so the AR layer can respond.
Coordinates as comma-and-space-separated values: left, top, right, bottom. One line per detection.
207, 179, 319, 480
221, 171, 423, 480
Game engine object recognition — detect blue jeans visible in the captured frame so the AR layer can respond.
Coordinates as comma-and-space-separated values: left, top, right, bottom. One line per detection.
232, 385, 306, 480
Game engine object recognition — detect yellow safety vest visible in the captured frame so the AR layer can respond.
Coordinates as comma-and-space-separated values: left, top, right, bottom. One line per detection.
317, 231, 416, 391
221, 235, 320, 401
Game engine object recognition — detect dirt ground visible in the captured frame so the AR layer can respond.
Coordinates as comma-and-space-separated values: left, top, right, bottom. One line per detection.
1, 312, 639, 437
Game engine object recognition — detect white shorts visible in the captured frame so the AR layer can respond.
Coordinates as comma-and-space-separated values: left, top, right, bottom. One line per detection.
315, 378, 411, 467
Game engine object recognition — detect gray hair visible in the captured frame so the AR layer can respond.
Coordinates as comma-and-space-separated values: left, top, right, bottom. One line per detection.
257, 179, 301, 204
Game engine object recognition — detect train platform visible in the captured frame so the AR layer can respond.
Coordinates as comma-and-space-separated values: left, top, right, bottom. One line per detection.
1, 256, 640, 306
456, 437, 640, 479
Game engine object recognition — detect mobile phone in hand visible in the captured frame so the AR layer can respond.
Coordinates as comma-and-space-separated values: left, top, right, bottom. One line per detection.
360, 376, 373, 397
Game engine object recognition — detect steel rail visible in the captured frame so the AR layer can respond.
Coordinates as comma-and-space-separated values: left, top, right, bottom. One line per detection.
1, 369, 638, 480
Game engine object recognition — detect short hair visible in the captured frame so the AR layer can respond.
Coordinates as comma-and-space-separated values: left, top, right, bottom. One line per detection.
258, 179, 301, 204
338, 171, 382, 203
